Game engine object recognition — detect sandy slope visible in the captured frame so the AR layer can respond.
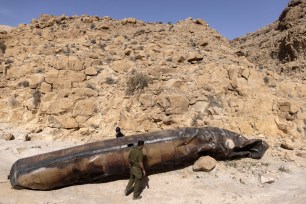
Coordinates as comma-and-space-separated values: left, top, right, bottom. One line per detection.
0, 139, 306, 204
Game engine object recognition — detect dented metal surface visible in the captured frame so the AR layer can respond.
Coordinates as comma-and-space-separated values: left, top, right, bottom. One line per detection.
9, 127, 269, 190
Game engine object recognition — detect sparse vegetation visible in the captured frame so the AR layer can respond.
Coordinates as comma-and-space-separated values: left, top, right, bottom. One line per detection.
86, 83, 96, 90
105, 77, 116, 85
4, 59, 14, 64
105, 57, 112, 64
203, 85, 213, 92
297, 127, 302, 134
125, 72, 151, 95
8, 97, 17, 107
91, 124, 99, 129
207, 95, 223, 108
278, 165, 290, 173
36, 68, 45, 73
18, 80, 30, 88
134, 29, 145, 37
224, 161, 238, 168
90, 23, 96, 29
191, 112, 203, 127
99, 43, 106, 50
261, 162, 270, 167
0, 42, 6, 53
33, 89, 41, 108
263, 76, 269, 84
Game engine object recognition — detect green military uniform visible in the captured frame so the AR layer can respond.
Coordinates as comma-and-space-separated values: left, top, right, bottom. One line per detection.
125, 147, 144, 198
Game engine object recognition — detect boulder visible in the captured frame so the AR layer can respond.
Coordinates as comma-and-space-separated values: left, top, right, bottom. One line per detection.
85, 67, 98, 76
0, 132, 15, 141
73, 99, 96, 117
192, 156, 216, 172
280, 139, 295, 150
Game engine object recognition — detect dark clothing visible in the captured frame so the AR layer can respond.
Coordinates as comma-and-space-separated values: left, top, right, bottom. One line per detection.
126, 147, 144, 198
116, 132, 124, 138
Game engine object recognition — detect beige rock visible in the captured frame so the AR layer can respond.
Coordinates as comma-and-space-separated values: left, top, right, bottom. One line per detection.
20, 133, 31, 141
139, 94, 154, 109
187, 52, 203, 62
193, 156, 217, 172
68, 56, 84, 71
260, 175, 275, 184
73, 99, 96, 117
1, 132, 15, 141
156, 94, 189, 114
194, 18, 208, 26
45, 70, 59, 84
85, 67, 98, 76
40, 82, 52, 93
296, 151, 306, 158
41, 92, 58, 102
112, 59, 133, 73
29, 74, 44, 89
55, 115, 78, 129
281, 139, 295, 150
275, 118, 289, 134
121, 18, 137, 24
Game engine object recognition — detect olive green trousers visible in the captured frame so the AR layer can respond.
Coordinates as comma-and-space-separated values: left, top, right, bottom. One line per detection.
125, 166, 143, 198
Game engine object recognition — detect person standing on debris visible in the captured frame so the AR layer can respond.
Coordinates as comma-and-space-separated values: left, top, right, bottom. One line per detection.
125, 140, 146, 200
115, 127, 124, 138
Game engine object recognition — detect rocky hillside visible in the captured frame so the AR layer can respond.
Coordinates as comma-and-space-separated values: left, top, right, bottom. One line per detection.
0, 1, 305, 142
231, 0, 305, 78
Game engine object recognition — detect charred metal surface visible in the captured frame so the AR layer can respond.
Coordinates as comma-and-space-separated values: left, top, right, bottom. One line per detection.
9, 127, 269, 190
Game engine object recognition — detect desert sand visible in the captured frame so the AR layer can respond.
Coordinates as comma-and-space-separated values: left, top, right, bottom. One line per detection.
1, 132, 306, 204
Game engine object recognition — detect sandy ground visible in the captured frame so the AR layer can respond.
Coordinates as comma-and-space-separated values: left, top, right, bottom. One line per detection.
0, 137, 306, 204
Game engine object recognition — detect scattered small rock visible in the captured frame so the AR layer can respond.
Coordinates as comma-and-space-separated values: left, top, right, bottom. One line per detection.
23, 134, 31, 141
280, 139, 295, 150
239, 178, 246, 184
31, 127, 43, 133
260, 175, 275, 184
0, 133, 15, 141
193, 156, 216, 172
296, 151, 306, 158
12, 148, 20, 154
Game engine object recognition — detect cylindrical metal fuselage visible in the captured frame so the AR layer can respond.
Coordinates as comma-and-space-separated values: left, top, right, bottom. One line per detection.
9, 127, 269, 190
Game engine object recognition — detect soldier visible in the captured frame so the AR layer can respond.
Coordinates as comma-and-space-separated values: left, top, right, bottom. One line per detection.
125, 140, 146, 200
115, 127, 124, 138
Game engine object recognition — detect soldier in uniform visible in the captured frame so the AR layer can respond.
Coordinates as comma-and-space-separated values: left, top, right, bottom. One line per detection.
125, 140, 146, 200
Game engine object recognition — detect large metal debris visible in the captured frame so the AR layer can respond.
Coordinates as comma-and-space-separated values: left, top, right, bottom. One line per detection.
9, 127, 269, 190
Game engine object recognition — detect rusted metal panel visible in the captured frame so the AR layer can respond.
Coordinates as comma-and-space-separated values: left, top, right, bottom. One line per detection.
9, 127, 269, 190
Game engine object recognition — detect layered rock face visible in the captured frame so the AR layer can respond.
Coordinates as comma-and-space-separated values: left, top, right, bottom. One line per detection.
0, 3, 305, 141
231, 0, 306, 78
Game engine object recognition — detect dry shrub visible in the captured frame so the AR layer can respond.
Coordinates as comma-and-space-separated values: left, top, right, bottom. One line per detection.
125, 72, 151, 95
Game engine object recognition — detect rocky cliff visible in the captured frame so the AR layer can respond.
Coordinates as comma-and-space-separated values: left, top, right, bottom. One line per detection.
231, 0, 305, 78
0, 1, 305, 142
